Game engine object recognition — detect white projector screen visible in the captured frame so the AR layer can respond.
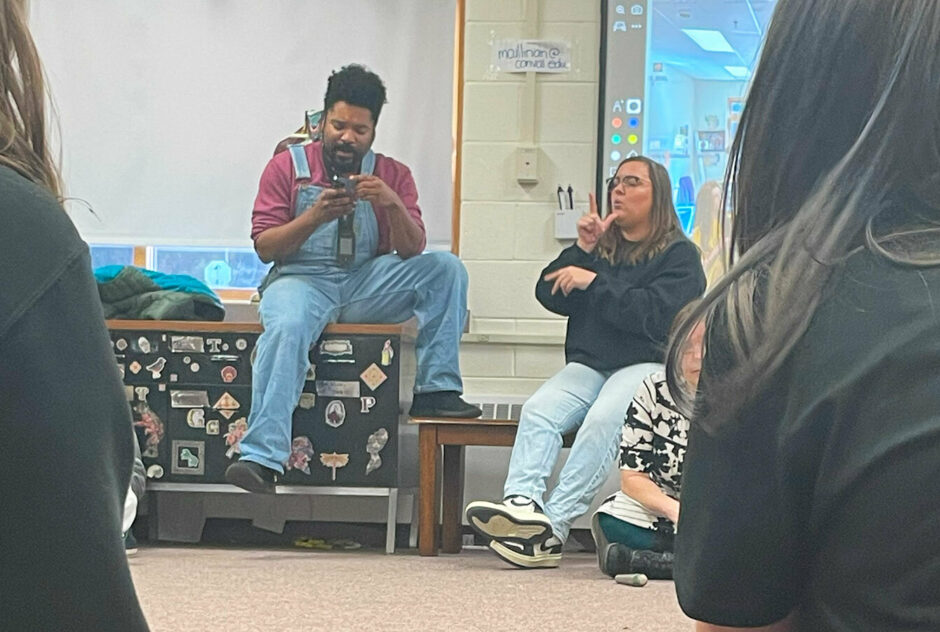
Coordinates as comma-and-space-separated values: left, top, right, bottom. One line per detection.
29, 1, 455, 248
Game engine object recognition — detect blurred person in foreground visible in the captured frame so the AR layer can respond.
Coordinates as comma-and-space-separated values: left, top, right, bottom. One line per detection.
667, 2, 940, 630
0, 2, 148, 629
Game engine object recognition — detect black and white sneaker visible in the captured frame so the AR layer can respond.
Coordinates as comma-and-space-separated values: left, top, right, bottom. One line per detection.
465, 495, 554, 544
489, 535, 563, 569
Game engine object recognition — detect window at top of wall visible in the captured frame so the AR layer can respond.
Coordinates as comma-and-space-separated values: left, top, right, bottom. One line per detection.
150, 246, 270, 290
89, 244, 135, 270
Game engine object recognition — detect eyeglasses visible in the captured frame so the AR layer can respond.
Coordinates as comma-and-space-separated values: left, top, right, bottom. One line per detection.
606, 175, 650, 190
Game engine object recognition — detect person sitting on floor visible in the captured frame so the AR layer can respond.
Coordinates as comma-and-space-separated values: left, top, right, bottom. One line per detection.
464, 156, 706, 569
591, 302, 705, 580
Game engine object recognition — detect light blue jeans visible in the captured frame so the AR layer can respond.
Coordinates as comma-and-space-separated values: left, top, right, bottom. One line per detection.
238, 251, 468, 472
504, 361, 662, 542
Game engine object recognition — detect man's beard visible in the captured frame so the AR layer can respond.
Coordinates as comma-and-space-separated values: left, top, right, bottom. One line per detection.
325, 141, 362, 176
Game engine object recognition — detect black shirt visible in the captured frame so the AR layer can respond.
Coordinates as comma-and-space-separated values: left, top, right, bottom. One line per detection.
535, 238, 706, 371
0, 166, 149, 630
675, 248, 940, 630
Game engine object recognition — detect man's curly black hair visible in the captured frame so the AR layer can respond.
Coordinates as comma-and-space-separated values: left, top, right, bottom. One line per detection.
323, 64, 388, 125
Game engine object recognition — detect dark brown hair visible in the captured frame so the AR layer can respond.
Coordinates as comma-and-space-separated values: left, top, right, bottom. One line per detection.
665, 0, 940, 428
596, 156, 681, 265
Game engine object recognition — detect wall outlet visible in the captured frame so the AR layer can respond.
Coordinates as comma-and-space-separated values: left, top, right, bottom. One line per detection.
516, 145, 539, 183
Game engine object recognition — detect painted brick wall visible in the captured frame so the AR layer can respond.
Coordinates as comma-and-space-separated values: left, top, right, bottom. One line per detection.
456, 1, 622, 524
458, 0, 599, 398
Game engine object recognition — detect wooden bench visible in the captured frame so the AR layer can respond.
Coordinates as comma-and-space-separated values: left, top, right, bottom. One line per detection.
410, 410, 574, 556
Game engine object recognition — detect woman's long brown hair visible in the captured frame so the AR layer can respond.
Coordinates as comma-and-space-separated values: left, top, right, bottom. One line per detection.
0, 0, 61, 197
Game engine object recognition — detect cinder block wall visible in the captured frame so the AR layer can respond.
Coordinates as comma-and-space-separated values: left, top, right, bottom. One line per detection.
458, 0, 599, 397
457, 0, 617, 528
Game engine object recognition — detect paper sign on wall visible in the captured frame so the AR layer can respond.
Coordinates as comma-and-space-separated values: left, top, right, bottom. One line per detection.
492, 40, 571, 74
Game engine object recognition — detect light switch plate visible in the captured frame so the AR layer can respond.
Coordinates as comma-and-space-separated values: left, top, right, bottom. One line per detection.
516, 145, 539, 183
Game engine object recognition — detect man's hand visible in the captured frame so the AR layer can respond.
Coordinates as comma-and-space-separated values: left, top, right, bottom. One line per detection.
577, 192, 616, 252
254, 187, 355, 263
306, 187, 355, 225
350, 174, 424, 257
352, 174, 403, 210
543, 266, 597, 296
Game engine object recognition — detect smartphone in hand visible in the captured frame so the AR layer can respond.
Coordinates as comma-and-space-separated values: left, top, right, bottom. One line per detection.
332, 174, 356, 198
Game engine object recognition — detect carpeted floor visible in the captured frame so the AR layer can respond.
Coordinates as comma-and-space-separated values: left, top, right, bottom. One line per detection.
128, 545, 690, 631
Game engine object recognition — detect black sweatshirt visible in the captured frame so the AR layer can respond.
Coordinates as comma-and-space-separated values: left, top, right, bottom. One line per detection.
0, 166, 149, 630
675, 247, 940, 630
535, 237, 706, 371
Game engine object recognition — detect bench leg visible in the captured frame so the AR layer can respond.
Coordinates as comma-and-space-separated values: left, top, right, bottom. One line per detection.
409, 490, 419, 549
385, 488, 398, 554
441, 444, 466, 554
418, 424, 441, 556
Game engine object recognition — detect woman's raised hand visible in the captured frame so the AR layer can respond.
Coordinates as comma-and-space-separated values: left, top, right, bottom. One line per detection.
576, 192, 616, 252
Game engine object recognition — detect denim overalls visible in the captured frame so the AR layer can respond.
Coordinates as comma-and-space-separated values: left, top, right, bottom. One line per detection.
267, 144, 380, 279
239, 145, 469, 471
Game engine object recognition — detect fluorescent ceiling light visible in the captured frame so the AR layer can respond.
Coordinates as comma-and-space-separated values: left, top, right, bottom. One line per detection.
724, 65, 750, 78
681, 28, 735, 53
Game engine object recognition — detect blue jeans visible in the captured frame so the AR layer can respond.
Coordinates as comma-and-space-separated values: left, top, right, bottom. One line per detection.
504, 361, 661, 542
239, 251, 468, 472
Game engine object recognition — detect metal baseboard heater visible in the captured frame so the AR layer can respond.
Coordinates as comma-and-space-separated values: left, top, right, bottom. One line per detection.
465, 395, 529, 421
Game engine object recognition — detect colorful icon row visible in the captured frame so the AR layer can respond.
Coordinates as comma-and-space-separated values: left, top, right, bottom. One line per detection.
611, 117, 640, 130
611, 133, 639, 146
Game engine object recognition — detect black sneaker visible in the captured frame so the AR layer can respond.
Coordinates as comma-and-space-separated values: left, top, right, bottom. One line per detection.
225, 460, 277, 494
409, 391, 482, 418
123, 530, 138, 557
489, 535, 563, 569
629, 548, 674, 579
465, 496, 554, 543
602, 543, 674, 579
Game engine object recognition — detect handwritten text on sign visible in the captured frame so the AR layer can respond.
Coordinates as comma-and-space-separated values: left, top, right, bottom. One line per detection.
492, 40, 571, 74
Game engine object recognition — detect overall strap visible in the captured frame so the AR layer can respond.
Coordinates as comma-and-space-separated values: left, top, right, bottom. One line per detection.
360, 150, 376, 176
288, 144, 311, 181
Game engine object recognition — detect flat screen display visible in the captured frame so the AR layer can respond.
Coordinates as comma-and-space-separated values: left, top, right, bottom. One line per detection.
597, 0, 777, 284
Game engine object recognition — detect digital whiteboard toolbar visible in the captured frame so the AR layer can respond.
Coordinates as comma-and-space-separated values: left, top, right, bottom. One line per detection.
596, 1, 650, 200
